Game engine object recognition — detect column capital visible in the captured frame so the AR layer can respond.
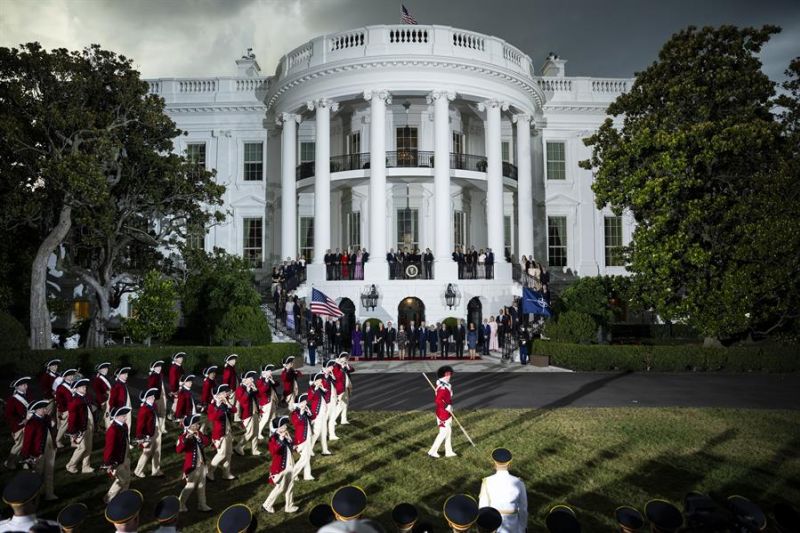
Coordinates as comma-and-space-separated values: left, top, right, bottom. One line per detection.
426, 89, 456, 104
363, 89, 392, 105
512, 113, 532, 125
275, 111, 302, 127
477, 99, 509, 112
306, 98, 339, 112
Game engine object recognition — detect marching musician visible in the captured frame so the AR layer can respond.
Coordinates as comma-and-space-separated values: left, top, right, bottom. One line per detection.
91, 362, 112, 430
108, 367, 132, 437
146, 360, 169, 433
256, 364, 277, 440
103, 406, 132, 503
20, 400, 58, 501
222, 355, 239, 390
3, 376, 30, 470
290, 393, 314, 481
200, 366, 218, 413
280, 356, 301, 409
167, 352, 186, 421
39, 359, 60, 415
333, 353, 354, 425
65, 378, 95, 474
261, 416, 298, 514
324, 360, 340, 441
133, 387, 164, 479
234, 370, 260, 456
54, 368, 77, 448
308, 372, 332, 456
206, 384, 237, 482
478, 448, 528, 533
174, 374, 197, 423
427, 365, 457, 458
176, 414, 213, 513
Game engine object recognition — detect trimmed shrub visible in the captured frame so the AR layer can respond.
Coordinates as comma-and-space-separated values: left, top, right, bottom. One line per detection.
0, 311, 28, 352
362, 318, 383, 330
0, 343, 302, 378
442, 317, 460, 331
544, 311, 597, 344
211, 305, 272, 346
532, 340, 800, 373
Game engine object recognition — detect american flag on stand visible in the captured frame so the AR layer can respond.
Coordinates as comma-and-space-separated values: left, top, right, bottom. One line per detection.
401, 4, 417, 25
310, 288, 344, 318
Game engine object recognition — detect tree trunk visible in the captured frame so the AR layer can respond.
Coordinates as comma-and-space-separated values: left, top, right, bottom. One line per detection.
29, 205, 72, 350
703, 336, 723, 348
85, 286, 111, 348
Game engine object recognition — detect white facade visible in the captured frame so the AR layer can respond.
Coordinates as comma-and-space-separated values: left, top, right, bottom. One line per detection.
146, 25, 634, 324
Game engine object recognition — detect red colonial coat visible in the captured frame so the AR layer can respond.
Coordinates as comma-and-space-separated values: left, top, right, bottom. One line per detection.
92, 374, 111, 404
5, 392, 29, 433
21, 414, 55, 459
135, 403, 158, 440
146, 372, 163, 393
207, 401, 236, 441
222, 365, 238, 390
167, 363, 183, 394
176, 431, 211, 474
109, 381, 129, 410
174, 387, 196, 420
435, 381, 453, 427
291, 408, 312, 445
255, 377, 273, 407
39, 372, 57, 399
200, 377, 216, 407
332, 364, 350, 395
267, 433, 292, 484
281, 368, 301, 398
103, 421, 129, 467
55, 383, 73, 414
66, 393, 92, 434
234, 385, 257, 421
308, 385, 327, 420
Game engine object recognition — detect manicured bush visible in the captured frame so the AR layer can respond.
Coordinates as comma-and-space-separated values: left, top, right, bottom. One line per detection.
0, 311, 28, 351
0, 343, 302, 378
362, 318, 383, 330
122, 270, 179, 346
532, 340, 800, 373
211, 305, 272, 346
544, 311, 597, 344
442, 317, 460, 331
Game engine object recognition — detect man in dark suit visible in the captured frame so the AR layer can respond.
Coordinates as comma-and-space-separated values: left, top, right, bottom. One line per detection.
408, 321, 418, 358
438, 323, 449, 358
385, 321, 397, 359
423, 248, 434, 279
364, 323, 373, 359
375, 324, 386, 359
481, 319, 491, 356
465, 248, 474, 279
452, 248, 462, 279
387, 249, 397, 279
349, 249, 357, 280
325, 319, 335, 358
417, 322, 428, 359
454, 319, 466, 359
333, 320, 343, 355
324, 250, 333, 280
486, 248, 495, 279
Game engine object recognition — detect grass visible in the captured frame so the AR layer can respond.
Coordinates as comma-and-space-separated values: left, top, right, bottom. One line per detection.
2, 408, 799, 531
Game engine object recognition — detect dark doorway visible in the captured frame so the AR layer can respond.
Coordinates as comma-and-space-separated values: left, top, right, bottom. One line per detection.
467, 297, 482, 330
397, 297, 426, 330
339, 298, 356, 351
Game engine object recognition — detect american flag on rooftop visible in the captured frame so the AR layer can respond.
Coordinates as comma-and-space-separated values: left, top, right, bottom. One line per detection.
310, 288, 344, 318
401, 5, 417, 25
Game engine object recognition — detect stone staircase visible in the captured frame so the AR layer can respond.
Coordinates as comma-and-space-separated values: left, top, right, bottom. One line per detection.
260, 304, 305, 344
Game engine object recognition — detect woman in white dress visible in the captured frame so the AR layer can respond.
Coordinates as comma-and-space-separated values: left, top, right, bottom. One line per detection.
477, 249, 487, 279
488, 315, 499, 352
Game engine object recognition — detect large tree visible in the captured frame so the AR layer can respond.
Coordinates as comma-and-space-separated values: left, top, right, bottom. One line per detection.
581, 26, 799, 343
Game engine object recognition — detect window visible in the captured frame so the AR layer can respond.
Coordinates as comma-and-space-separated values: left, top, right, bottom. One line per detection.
186, 143, 206, 178
546, 141, 566, 180
548, 216, 568, 267
452, 132, 464, 155
504, 215, 512, 256
72, 300, 90, 321
396, 127, 418, 167
300, 142, 315, 163
396, 209, 419, 251
243, 217, 263, 268
453, 210, 466, 250
348, 132, 361, 155
299, 217, 314, 262
502, 141, 510, 163
347, 212, 361, 249
604, 216, 624, 266
243, 142, 263, 181
186, 221, 205, 251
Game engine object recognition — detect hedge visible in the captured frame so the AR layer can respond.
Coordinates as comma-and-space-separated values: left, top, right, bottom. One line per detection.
532, 341, 800, 373
0, 343, 303, 378
0, 311, 28, 352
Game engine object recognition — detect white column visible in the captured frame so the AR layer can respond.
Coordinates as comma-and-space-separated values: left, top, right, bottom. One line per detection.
513, 113, 533, 260
364, 89, 391, 280
428, 89, 458, 280
308, 98, 338, 265
278, 112, 300, 261
479, 98, 509, 263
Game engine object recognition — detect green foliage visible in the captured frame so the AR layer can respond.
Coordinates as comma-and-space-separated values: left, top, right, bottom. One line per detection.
211, 305, 272, 346
442, 317, 459, 331
180, 248, 263, 345
533, 340, 800, 372
0, 311, 28, 351
0, 344, 301, 377
362, 318, 383, 330
555, 276, 632, 327
544, 311, 598, 344
580, 26, 800, 341
122, 270, 179, 345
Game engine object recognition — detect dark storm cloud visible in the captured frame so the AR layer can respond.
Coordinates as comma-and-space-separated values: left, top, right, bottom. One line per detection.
1, 0, 797, 81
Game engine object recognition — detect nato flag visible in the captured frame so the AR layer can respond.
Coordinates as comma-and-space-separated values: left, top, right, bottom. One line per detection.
522, 287, 552, 317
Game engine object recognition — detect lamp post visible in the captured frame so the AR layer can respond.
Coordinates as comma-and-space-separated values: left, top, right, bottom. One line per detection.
445, 283, 461, 310
361, 284, 379, 312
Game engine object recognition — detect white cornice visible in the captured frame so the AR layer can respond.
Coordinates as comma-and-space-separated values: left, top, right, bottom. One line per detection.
165, 104, 266, 114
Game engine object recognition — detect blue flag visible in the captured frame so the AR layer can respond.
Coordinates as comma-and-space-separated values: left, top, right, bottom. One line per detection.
522, 287, 552, 317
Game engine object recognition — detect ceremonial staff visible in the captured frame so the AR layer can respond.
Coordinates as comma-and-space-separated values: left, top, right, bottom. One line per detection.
421, 373, 476, 447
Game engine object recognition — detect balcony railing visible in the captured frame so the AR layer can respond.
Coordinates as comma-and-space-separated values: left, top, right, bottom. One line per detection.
296, 151, 518, 180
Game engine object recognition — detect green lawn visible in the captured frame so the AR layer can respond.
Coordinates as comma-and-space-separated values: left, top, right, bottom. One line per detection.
2, 408, 799, 531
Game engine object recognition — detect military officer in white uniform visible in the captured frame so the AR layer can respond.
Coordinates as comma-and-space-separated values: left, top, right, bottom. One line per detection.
478, 448, 528, 533
0, 471, 60, 532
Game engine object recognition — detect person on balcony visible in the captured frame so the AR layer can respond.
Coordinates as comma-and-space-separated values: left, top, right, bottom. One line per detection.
478, 250, 487, 279
354, 249, 364, 280
387, 249, 397, 279
486, 248, 495, 279
465, 248, 474, 279
340, 249, 350, 280
351, 325, 363, 359
423, 248, 434, 279
453, 247, 464, 279
324, 250, 333, 281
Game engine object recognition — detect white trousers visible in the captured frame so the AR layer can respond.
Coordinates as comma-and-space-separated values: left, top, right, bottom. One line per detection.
327, 390, 339, 438
33, 438, 57, 499
237, 415, 259, 454
105, 455, 131, 503
209, 434, 233, 479
179, 462, 208, 511
66, 421, 94, 472
257, 404, 273, 439
133, 429, 162, 477
311, 404, 329, 454
336, 389, 350, 424
6, 429, 24, 469
291, 439, 312, 480
263, 464, 295, 511
428, 418, 454, 456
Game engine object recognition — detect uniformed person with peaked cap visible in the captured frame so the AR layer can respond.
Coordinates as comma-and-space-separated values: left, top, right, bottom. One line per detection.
105, 489, 143, 532
57, 502, 88, 532
545, 505, 581, 533
645, 500, 683, 533
218, 503, 257, 533
726, 495, 766, 532
392, 502, 419, 532
0, 471, 59, 532
477, 507, 503, 532
478, 448, 527, 532
412, 522, 435, 533
332, 485, 368, 521
152, 495, 180, 533
309, 503, 336, 528
444, 494, 480, 532
615, 505, 645, 532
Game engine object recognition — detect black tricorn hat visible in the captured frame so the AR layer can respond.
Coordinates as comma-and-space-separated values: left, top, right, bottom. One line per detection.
217, 503, 255, 533
2, 471, 42, 505
58, 502, 88, 529
477, 506, 503, 532
615, 505, 645, 532
105, 489, 144, 524
546, 505, 581, 533
645, 500, 683, 533
331, 485, 368, 520
437, 365, 454, 378
308, 503, 335, 528
443, 494, 479, 530
392, 502, 419, 528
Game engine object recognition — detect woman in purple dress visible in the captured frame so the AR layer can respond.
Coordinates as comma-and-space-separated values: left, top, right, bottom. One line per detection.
351, 324, 363, 359
354, 249, 364, 280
